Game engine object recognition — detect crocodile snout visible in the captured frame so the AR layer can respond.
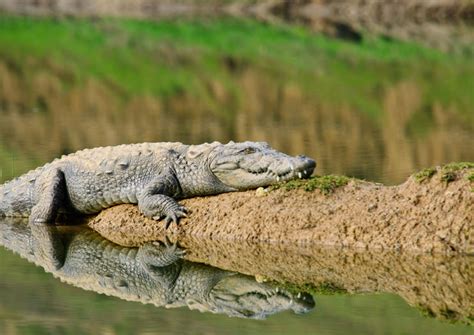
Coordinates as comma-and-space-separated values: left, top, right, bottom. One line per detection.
294, 155, 316, 178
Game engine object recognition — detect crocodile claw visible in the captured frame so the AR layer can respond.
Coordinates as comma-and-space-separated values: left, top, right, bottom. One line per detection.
152, 205, 188, 229
164, 212, 187, 229
164, 205, 187, 229
163, 236, 173, 248
164, 217, 172, 229
162, 237, 186, 257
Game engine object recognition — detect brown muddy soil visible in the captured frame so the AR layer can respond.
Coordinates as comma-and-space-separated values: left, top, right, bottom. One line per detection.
88, 166, 473, 254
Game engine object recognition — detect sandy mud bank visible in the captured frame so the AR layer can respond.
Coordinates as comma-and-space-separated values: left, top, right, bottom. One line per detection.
89, 164, 473, 254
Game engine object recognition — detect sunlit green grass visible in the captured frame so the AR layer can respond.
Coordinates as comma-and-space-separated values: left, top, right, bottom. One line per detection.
0, 15, 473, 121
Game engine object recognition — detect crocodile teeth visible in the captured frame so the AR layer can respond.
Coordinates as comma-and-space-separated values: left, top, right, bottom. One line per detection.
276, 176, 280, 182
298, 172, 302, 179
297, 293, 302, 298
303, 170, 308, 175
276, 288, 280, 293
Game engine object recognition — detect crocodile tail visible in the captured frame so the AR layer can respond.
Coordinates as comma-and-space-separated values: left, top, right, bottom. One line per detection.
0, 183, 5, 216
0, 174, 35, 217
0, 181, 11, 216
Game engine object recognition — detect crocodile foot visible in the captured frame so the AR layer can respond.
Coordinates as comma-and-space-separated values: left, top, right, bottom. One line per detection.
137, 237, 186, 268
152, 204, 188, 229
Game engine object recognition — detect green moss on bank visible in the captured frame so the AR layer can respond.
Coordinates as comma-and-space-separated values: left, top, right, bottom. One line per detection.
468, 173, 474, 182
414, 162, 474, 184
441, 162, 474, 172
277, 281, 349, 296
414, 167, 437, 183
276, 162, 473, 191
416, 304, 472, 325
270, 175, 352, 194
441, 162, 474, 184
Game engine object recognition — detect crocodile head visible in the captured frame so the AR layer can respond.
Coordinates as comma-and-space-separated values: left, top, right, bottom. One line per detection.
186, 274, 315, 319
203, 141, 316, 190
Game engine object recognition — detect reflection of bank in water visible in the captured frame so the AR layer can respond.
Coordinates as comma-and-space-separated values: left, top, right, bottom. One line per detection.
178, 237, 474, 324
0, 217, 314, 319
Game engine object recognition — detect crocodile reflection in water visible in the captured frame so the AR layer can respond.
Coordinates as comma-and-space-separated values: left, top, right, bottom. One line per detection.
0, 217, 314, 319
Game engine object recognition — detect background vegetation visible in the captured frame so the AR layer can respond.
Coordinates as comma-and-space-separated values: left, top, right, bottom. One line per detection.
0, 16, 473, 184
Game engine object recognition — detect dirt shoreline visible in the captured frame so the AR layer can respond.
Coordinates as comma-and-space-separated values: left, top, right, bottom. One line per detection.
89, 165, 473, 254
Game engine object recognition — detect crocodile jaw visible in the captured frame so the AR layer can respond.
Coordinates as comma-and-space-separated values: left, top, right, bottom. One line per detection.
209, 141, 316, 190
204, 274, 315, 319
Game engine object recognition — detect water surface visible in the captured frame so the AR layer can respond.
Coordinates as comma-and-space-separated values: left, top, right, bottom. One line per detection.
0, 218, 472, 334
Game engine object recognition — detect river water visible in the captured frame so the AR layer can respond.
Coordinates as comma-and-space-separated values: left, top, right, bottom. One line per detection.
0, 2, 473, 334
0, 218, 472, 334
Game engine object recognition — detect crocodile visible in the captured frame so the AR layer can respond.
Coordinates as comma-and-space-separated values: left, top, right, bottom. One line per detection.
0, 217, 315, 318
0, 141, 316, 227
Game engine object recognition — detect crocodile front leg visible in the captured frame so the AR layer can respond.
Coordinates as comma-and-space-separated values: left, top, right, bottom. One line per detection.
136, 238, 185, 300
137, 172, 188, 228
30, 168, 67, 225
30, 222, 66, 271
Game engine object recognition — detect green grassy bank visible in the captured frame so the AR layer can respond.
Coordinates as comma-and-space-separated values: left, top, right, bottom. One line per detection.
0, 15, 473, 120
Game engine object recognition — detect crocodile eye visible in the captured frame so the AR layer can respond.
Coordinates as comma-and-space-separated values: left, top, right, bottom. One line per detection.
243, 147, 256, 154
